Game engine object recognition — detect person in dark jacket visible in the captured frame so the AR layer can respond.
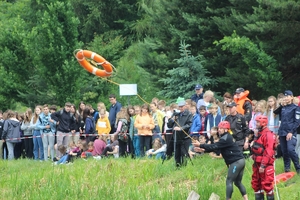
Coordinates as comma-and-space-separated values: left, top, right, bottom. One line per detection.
273, 90, 300, 173
191, 84, 203, 104
1, 110, 21, 160
225, 102, 251, 152
51, 102, 75, 158
108, 94, 122, 134
166, 99, 193, 167
193, 121, 248, 200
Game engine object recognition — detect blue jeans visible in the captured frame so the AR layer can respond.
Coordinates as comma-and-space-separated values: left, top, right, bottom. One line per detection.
279, 136, 300, 170
133, 135, 140, 157
6, 142, 15, 160
33, 130, 44, 160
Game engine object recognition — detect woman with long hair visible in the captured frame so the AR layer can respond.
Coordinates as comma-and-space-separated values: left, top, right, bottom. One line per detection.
70, 104, 83, 144
134, 104, 155, 157
21, 109, 33, 158
114, 108, 130, 157
266, 96, 279, 134
2, 110, 21, 160
30, 105, 44, 161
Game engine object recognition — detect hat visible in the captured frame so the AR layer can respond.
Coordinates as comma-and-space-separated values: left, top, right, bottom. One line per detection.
227, 102, 237, 107
235, 88, 245, 94
176, 97, 185, 104
284, 90, 293, 96
177, 101, 186, 107
195, 84, 203, 90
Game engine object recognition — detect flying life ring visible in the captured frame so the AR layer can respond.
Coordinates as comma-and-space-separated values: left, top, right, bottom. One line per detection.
75, 50, 113, 77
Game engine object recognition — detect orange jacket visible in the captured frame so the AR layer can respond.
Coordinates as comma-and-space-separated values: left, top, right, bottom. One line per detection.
134, 113, 155, 135
234, 90, 252, 115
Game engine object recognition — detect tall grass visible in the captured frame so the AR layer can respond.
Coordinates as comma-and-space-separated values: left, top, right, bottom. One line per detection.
0, 155, 299, 200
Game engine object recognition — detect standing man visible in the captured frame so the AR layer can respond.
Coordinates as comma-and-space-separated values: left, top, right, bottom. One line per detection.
108, 94, 122, 134
274, 90, 300, 173
51, 102, 75, 158
191, 84, 203, 104
166, 99, 193, 167
251, 116, 276, 200
225, 102, 251, 152
234, 88, 252, 123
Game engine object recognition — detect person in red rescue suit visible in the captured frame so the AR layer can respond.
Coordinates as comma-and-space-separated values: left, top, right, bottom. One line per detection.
234, 88, 252, 123
251, 115, 276, 200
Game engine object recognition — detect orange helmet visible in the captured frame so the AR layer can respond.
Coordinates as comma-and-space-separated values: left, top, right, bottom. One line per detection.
218, 121, 230, 129
255, 115, 268, 127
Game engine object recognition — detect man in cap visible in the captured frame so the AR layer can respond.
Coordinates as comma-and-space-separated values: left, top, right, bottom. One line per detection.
166, 98, 193, 167
191, 84, 203, 104
274, 90, 300, 174
234, 88, 252, 123
225, 102, 251, 152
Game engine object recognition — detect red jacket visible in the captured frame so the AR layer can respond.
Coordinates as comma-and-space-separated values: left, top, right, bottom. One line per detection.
251, 127, 276, 167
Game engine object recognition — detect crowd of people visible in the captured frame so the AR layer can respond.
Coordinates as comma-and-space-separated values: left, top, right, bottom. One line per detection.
1, 85, 300, 200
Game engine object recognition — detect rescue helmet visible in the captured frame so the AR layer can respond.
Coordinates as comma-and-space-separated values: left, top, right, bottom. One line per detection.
255, 115, 268, 127
218, 121, 230, 129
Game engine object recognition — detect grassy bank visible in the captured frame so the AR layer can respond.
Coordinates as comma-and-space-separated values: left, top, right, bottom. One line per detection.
0, 155, 299, 200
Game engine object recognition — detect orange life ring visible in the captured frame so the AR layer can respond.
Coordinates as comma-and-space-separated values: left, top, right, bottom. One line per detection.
75, 50, 113, 77
274, 172, 296, 184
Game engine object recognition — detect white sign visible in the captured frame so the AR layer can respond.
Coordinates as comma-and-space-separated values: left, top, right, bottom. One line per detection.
119, 84, 137, 96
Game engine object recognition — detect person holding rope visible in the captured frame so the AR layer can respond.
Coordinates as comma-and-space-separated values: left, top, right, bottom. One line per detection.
193, 121, 248, 200
250, 115, 276, 200
166, 99, 193, 167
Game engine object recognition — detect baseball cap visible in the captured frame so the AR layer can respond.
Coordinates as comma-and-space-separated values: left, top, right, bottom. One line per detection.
227, 102, 237, 107
195, 84, 203, 90
235, 88, 245, 94
284, 90, 293, 96
177, 101, 186, 107
176, 97, 185, 104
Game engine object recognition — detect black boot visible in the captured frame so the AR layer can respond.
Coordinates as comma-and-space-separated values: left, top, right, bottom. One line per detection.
255, 193, 264, 200
266, 194, 274, 200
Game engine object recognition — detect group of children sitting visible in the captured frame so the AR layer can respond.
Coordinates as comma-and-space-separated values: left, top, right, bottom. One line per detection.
53, 134, 119, 165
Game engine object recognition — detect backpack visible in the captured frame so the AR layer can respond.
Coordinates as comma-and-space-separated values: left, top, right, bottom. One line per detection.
118, 119, 129, 142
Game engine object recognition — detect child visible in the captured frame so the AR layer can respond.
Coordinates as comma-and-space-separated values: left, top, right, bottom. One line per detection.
55, 145, 71, 165
190, 104, 201, 138
189, 135, 206, 158
209, 135, 223, 159
92, 135, 107, 156
69, 141, 80, 155
198, 106, 208, 136
146, 138, 166, 159
205, 103, 221, 139
96, 108, 111, 135
207, 126, 218, 144
87, 141, 94, 153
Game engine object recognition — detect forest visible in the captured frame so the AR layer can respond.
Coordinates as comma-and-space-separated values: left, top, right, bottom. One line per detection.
1, 0, 300, 110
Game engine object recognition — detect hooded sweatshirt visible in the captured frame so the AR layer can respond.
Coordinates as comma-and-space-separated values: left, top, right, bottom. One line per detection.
2, 118, 21, 143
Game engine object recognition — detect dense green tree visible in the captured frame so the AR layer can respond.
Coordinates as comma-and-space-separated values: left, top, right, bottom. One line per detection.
158, 42, 216, 101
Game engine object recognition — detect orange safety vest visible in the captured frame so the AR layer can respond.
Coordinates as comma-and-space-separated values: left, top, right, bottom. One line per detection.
234, 90, 252, 115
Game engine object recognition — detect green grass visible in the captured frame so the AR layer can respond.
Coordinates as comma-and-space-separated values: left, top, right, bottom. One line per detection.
0, 155, 299, 200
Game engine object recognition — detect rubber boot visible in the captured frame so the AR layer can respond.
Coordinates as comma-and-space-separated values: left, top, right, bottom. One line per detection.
266, 194, 274, 200
255, 193, 264, 200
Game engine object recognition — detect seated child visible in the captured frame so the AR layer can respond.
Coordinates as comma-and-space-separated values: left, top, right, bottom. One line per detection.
207, 126, 218, 144
79, 140, 92, 159
189, 135, 206, 157
87, 141, 94, 153
55, 145, 71, 164
101, 134, 119, 158
146, 138, 166, 159
92, 135, 107, 156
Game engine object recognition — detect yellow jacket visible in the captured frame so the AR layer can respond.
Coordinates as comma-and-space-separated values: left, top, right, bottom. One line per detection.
134, 113, 155, 135
96, 116, 111, 134
155, 110, 165, 132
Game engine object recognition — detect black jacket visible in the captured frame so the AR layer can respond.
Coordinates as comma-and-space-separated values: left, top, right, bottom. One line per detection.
167, 109, 193, 140
243, 101, 252, 122
225, 113, 250, 141
51, 109, 75, 132
200, 132, 244, 165
0, 119, 4, 139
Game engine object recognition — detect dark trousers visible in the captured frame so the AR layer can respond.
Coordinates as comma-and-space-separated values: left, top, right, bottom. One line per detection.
14, 141, 24, 159
101, 146, 113, 156
24, 136, 34, 159
118, 139, 127, 157
279, 136, 300, 171
139, 135, 151, 157
166, 138, 191, 167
